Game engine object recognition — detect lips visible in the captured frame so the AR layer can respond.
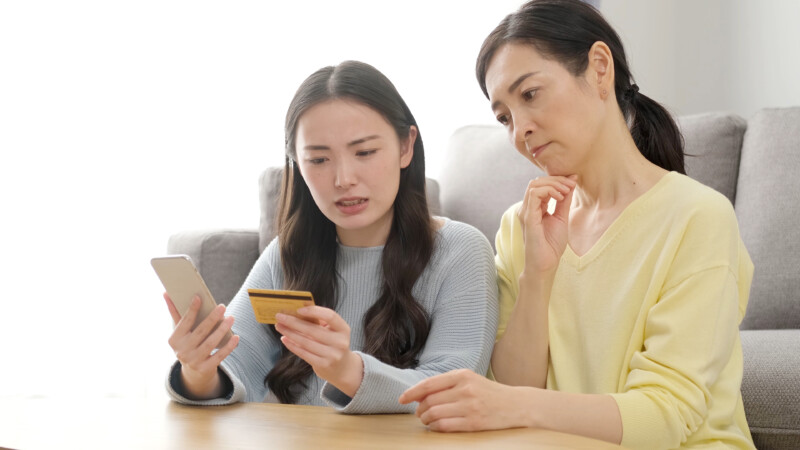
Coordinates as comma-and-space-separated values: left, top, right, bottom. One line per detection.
335, 197, 369, 215
337, 198, 367, 206
530, 142, 550, 158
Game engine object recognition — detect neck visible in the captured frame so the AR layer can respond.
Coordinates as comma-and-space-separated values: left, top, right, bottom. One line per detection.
336, 210, 394, 248
572, 114, 666, 210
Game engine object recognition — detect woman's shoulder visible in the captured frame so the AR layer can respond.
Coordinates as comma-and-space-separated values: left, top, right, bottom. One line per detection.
435, 217, 491, 245
657, 172, 737, 223
493, 201, 525, 251
262, 236, 282, 260
252, 236, 284, 273
662, 172, 729, 201
652, 173, 746, 270
424, 218, 497, 290
433, 217, 494, 260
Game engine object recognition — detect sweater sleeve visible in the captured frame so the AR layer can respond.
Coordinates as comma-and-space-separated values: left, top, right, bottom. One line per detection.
320, 226, 500, 414
166, 241, 283, 405
610, 196, 753, 449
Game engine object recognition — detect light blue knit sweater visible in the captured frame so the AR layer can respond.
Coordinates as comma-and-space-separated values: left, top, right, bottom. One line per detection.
166, 218, 499, 413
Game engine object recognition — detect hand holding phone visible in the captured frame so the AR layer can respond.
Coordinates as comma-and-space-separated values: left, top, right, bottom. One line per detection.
153, 255, 239, 400
151, 255, 233, 348
164, 292, 239, 399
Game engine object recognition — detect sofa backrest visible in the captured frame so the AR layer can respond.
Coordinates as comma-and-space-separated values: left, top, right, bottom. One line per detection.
679, 112, 747, 205
735, 107, 800, 330
438, 125, 545, 248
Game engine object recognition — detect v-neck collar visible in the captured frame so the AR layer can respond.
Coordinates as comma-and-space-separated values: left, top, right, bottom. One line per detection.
562, 171, 676, 270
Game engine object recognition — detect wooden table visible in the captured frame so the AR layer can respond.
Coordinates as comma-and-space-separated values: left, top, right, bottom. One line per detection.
0, 397, 623, 449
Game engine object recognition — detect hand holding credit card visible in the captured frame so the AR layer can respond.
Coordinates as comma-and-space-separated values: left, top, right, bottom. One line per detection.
248, 289, 315, 324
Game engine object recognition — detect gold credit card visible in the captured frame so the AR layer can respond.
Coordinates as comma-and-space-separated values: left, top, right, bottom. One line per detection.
247, 289, 315, 324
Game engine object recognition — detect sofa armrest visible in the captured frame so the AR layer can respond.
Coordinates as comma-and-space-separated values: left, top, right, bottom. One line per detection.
740, 329, 800, 450
167, 229, 260, 306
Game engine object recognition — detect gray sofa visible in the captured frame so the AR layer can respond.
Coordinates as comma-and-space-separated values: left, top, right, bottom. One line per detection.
168, 107, 800, 449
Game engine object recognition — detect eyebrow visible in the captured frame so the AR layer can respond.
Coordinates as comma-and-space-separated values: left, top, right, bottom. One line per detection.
490, 72, 539, 111
303, 135, 381, 151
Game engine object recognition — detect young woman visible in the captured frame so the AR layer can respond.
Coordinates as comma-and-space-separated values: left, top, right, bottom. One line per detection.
163, 61, 498, 412
400, 1, 755, 448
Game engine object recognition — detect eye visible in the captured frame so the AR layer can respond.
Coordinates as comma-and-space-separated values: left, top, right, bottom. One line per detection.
306, 157, 327, 165
356, 149, 377, 157
522, 89, 537, 101
496, 114, 510, 126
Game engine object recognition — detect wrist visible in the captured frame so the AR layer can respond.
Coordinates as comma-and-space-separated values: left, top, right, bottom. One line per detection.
519, 264, 557, 281
332, 351, 364, 398
518, 386, 546, 429
181, 365, 221, 399
517, 274, 553, 301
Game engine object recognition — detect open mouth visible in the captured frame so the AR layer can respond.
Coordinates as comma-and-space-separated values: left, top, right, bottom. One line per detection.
337, 198, 367, 206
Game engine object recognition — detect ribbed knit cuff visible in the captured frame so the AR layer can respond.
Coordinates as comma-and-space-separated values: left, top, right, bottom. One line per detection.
165, 360, 244, 406
321, 352, 415, 414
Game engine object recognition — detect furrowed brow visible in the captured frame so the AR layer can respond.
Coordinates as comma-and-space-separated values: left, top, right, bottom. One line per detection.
347, 135, 380, 146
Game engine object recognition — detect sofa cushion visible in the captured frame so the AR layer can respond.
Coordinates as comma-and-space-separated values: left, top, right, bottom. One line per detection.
438, 125, 545, 247
678, 112, 747, 205
258, 167, 442, 253
735, 107, 800, 329
740, 329, 800, 449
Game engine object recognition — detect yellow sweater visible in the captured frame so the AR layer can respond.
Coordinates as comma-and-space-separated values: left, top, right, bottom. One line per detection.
494, 172, 754, 449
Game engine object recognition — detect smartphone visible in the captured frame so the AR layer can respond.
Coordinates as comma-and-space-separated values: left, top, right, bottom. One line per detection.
151, 255, 233, 349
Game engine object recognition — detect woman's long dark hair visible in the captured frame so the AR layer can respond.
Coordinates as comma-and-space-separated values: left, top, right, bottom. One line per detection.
265, 61, 434, 404
476, 0, 685, 173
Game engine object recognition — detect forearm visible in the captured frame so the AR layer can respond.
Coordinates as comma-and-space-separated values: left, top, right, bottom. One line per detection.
518, 387, 623, 445
325, 332, 491, 415
322, 352, 431, 414
491, 274, 551, 387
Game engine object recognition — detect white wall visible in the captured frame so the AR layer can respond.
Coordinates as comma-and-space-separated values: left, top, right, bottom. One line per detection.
601, 0, 800, 119
0, 0, 522, 398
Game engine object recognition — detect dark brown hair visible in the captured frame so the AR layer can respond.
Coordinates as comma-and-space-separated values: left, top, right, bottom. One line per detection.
476, 0, 685, 173
266, 61, 434, 404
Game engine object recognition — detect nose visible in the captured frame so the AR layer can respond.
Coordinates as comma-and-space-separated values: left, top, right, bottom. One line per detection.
334, 159, 357, 189
512, 112, 535, 147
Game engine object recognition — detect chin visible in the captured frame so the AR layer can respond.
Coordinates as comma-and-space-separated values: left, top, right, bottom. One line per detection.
332, 215, 374, 231
539, 161, 572, 177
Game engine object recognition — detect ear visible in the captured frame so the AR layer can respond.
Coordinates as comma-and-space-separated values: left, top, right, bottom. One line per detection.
587, 41, 615, 100
399, 125, 417, 169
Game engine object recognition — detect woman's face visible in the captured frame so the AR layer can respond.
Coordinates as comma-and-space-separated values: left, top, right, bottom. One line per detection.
484, 43, 605, 176
295, 99, 415, 247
